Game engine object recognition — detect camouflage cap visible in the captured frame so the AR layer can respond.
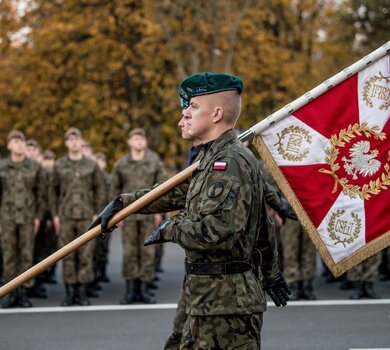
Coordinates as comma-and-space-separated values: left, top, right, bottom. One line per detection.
64, 127, 82, 140
178, 72, 243, 108
128, 128, 146, 138
94, 152, 106, 161
7, 130, 25, 142
42, 149, 55, 160
26, 139, 40, 148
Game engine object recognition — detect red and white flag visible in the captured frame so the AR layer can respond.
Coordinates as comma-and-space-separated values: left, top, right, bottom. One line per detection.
253, 49, 390, 276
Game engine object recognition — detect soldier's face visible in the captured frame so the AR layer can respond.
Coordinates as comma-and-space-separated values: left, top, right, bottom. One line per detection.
178, 115, 193, 141
42, 159, 55, 169
182, 95, 215, 140
7, 138, 26, 156
65, 135, 83, 152
128, 134, 147, 152
26, 146, 40, 160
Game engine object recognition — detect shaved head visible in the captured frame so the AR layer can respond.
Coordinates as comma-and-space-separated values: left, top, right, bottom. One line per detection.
209, 90, 241, 126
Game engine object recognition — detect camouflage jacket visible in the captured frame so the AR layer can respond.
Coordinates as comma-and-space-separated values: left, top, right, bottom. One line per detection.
110, 149, 166, 221
121, 129, 280, 316
0, 157, 45, 224
50, 155, 106, 220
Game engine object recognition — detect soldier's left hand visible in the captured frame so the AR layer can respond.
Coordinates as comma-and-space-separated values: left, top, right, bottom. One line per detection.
144, 218, 172, 246
264, 272, 291, 306
278, 197, 298, 223
88, 196, 124, 239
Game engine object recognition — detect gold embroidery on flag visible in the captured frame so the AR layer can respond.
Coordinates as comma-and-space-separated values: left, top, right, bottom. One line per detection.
362, 72, 390, 110
319, 122, 390, 200
328, 210, 361, 247
274, 125, 312, 161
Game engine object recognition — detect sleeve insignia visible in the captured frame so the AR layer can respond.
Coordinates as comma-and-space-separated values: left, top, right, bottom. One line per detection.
207, 182, 224, 198
212, 161, 227, 171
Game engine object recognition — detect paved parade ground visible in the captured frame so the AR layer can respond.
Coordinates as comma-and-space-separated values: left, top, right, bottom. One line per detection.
1, 231, 389, 350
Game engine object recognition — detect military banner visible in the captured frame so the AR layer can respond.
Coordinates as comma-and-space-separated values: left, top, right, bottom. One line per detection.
252, 43, 390, 277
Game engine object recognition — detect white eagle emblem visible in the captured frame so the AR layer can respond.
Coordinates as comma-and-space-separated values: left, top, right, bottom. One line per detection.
341, 141, 381, 179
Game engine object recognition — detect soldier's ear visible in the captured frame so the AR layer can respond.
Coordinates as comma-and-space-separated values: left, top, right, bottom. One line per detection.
212, 107, 223, 124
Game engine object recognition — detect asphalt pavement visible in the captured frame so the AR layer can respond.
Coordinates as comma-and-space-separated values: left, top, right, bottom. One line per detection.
0, 230, 389, 350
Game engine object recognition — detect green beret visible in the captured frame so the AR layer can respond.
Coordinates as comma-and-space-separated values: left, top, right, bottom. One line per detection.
178, 72, 243, 108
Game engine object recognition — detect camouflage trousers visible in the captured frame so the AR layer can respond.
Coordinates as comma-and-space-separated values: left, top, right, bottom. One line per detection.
122, 219, 155, 283
94, 233, 111, 272
59, 218, 94, 284
164, 278, 187, 350
281, 219, 316, 283
179, 313, 262, 349
347, 253, 381, 282
0, 221, 35, 288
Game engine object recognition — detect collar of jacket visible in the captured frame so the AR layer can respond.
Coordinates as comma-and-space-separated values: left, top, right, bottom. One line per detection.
197, 129, 236, 171
66, 154, 86, 163
126, 148, 150, 163
6, 156, 29, 168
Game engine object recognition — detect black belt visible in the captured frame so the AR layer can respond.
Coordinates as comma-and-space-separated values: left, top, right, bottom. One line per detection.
185, 259, 252, 275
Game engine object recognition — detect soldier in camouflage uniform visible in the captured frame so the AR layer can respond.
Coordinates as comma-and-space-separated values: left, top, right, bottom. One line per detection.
0, 130, 45, 308
110, 128, 166, 304
281, 219, 317, 300
346, 253, 381, 299
91, 73, 290, 349
50, 128, 106, 306
40, 150, 58, 284
94, 152, 110, 283
25, 139, 43, 163
25, 139, 49, 299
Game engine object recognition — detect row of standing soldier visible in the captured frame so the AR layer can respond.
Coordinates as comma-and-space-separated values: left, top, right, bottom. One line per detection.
0, 127, 165, 308
0, 126, 387, 308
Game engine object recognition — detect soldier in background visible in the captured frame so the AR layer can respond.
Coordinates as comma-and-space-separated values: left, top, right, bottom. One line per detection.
50, 127, 106, 306
110, 128, 167, 304
81, 140, 96, 162
281, 219, 317, 300
0, 130, 45, 308
25, 139, 43, 164
25, 139, 49, 299
93, 152, 110, 283
41, 150, 58, 284
346, 253, 381, 299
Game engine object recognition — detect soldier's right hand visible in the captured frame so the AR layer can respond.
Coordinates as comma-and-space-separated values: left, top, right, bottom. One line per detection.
88, 196, 124, 237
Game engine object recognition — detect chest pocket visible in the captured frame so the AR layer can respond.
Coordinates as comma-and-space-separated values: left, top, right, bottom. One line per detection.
199, 180, 240, 216
22, 169, 36, 189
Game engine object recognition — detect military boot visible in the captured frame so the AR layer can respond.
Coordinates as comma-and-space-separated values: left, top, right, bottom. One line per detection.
78, 284, 91, 306
119, 280, 136, 304
19, 287, 33, 307
301, 281, 316, 300
363, 282, 381, 299
139, 281, 156, 304
61, 284, 76, 306
133, 279, 142, 302
86, 281, 100, 298
349, 281, 364, 299
28, 280, 47, 299
288, 282, 300, 301
2, 290, 18, 308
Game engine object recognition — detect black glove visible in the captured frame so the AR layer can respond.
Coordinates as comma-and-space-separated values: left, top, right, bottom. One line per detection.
144, 218, 172, 246
264, 272, 291, 306
88, 196, 123, 239
278, 197, 297, 223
